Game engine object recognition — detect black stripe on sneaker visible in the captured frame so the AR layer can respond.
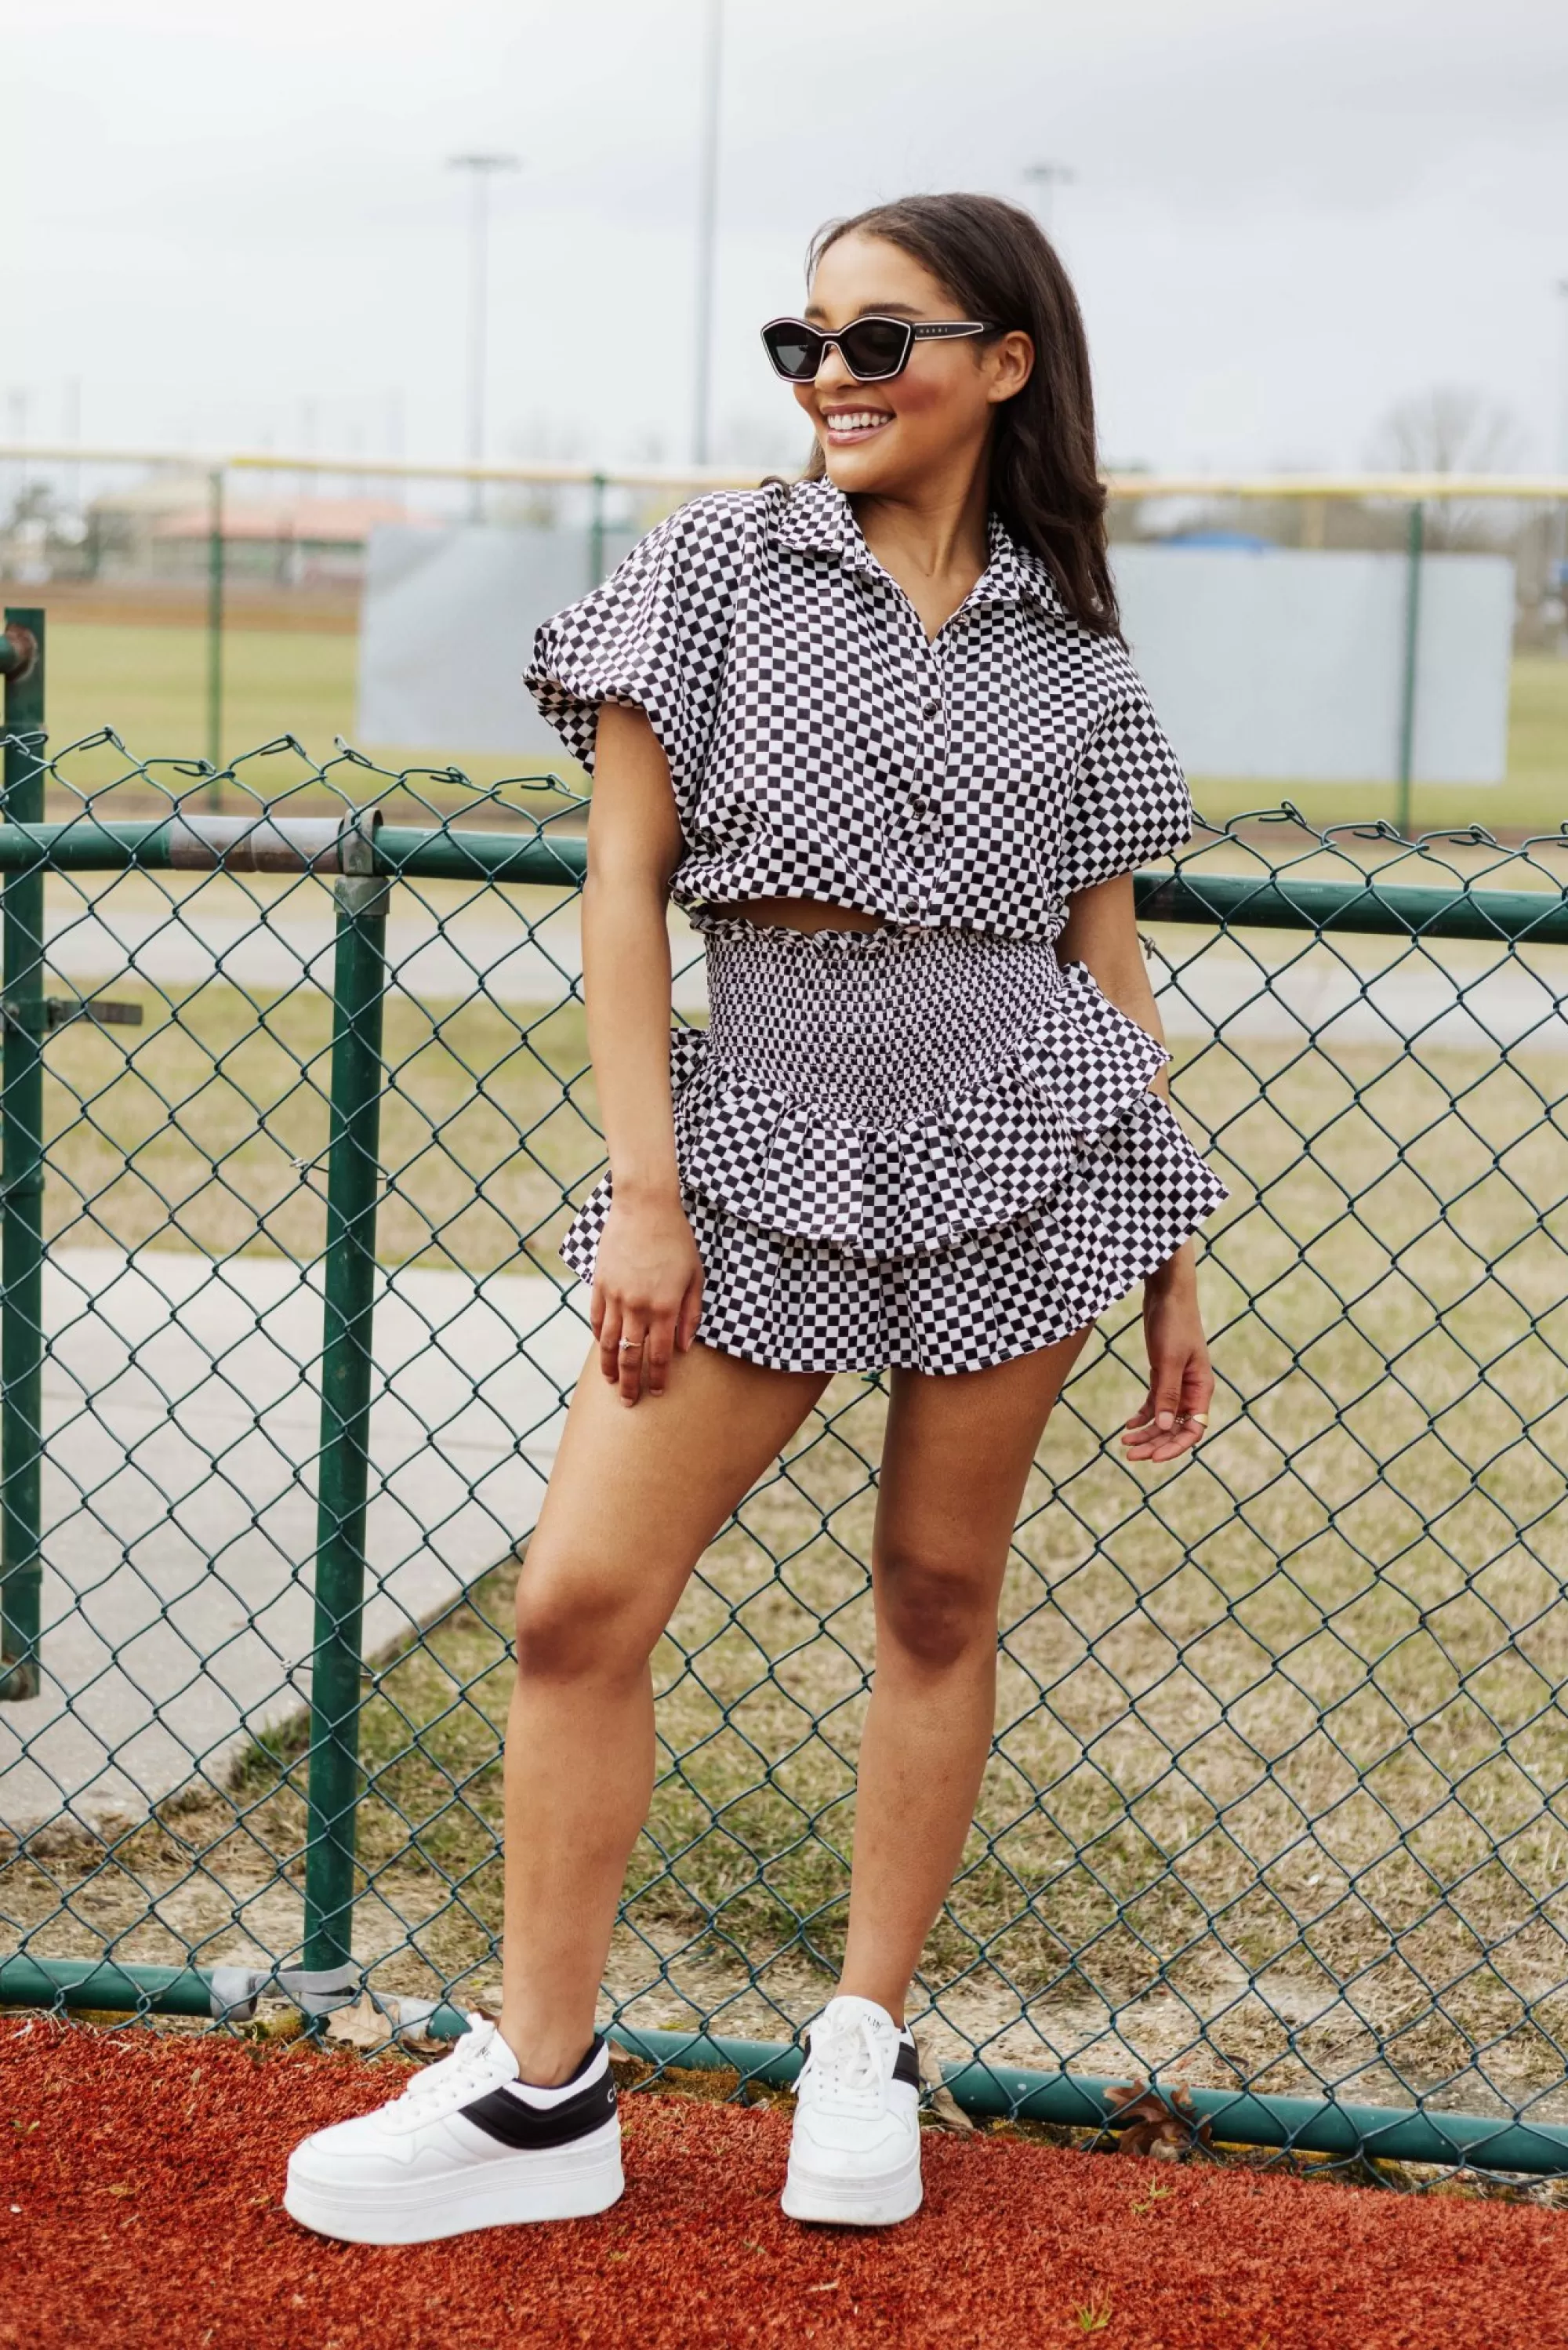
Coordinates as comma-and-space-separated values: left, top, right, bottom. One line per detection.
893, 2039, 921, 2090
463, 2069, 616, 2148
461, 2039, 617, 2149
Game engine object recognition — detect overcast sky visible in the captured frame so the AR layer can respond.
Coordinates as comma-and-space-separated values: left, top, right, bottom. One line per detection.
9, 0, 1568, 481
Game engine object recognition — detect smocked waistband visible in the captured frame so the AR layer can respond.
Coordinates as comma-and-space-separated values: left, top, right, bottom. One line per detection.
695, 917, 1066, 1130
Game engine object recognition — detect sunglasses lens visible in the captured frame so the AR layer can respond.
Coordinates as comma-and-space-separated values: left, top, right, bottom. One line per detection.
839, 318, 909, 380
764, 325, 821, 380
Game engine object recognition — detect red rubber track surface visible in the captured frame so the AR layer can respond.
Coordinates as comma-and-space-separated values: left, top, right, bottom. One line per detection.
3, 2020, 1566, 2348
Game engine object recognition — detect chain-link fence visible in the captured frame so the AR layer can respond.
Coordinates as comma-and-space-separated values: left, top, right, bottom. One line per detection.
5, 603, 1568, 2177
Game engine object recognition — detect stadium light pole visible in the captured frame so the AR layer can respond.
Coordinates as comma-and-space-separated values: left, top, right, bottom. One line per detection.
1556, 277, 1568, 581
1024, 161, 1076, 242
448, 153, 520, 522
692, 0, 724, 468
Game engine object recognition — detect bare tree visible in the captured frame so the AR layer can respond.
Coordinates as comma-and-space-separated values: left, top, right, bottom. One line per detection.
1367, 387, 1528, 547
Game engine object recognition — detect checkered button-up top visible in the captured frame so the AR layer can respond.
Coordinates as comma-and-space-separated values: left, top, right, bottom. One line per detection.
526, 476, 1192, 939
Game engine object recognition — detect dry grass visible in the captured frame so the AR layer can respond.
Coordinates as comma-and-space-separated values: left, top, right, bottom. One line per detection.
8, 913, 1568, 2122
33, 907, 599, 1277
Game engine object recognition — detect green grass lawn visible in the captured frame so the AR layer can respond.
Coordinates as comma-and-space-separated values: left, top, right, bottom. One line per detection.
38, 617, 574, 797
28, 615, 1568, 831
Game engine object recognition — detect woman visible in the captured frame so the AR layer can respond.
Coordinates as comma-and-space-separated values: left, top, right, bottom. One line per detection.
285, 191, 1227, 2246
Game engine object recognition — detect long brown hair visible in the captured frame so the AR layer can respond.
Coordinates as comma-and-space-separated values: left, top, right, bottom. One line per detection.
801, 193, 1119, 637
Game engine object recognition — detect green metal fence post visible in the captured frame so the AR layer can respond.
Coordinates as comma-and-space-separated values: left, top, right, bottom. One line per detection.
299, 812, 389, 1989
1395, 497, 1425, 837
0, 610, 45, 1703
205, 466, 224, 809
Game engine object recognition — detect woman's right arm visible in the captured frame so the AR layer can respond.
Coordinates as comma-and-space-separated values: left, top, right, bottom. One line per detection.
580, 700, 705, 1406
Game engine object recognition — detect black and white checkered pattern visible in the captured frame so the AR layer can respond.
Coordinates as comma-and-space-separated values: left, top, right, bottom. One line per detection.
526, 478, 1194, 938
560, 919, 1229, 1377
534, 478, 1223, 1375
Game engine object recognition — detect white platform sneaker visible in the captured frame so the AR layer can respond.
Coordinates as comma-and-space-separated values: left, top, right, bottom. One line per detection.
782, 1994, 924, 2226
284, 2015, 623, 2245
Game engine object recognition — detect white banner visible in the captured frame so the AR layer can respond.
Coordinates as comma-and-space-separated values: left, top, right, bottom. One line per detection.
356, 524, 636, 761
358, 523, 1515, 786
1115, 544, 1514, 786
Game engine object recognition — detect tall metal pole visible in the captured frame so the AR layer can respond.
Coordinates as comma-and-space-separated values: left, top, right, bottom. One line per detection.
1396, 499, 1425, 839
0, 610, 45, 1702
448, 154, 519, 525
692, 0, 724, 468
205, 466, 224, 805
64, 379, 82, 520
1025, 161, 1076, 243
1555, 280, 1568, 588
589, 470, 608, 591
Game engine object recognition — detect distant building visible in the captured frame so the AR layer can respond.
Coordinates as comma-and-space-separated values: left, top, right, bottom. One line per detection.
83, 476, 429, 585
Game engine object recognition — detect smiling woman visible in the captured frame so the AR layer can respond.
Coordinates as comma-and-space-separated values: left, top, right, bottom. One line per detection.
783, 197, 1118, 641
281, 191, 1229, 2251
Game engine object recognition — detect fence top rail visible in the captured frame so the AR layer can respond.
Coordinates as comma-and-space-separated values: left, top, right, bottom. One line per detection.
1, 811, 1566, 943
2, 444, 1568, 503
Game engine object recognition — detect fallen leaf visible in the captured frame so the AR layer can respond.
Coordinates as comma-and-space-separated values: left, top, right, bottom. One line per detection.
1105, 2078, 1212, 2161
105, 2184, 136, 2199
607, 2040, 651, 2091
914, 2032, 975, 2133
324, 1993, 392, 2053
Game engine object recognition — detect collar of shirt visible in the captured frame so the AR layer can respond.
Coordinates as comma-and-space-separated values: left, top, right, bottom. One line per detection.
770, 474, 1067, 623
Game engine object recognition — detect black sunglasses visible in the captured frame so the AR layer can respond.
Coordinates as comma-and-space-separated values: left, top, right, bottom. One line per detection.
760, 313, 1000, 385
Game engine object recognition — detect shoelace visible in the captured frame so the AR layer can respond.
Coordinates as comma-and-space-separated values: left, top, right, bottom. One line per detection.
802, 2012, 887, 2102
400, 2013, 503, 2105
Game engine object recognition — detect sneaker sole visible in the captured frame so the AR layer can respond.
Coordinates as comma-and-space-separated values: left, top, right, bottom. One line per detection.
284, 2122, 623, 2244
781, 2150, 923, 2228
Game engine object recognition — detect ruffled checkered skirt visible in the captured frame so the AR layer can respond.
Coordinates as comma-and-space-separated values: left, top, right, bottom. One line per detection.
561, 913, 1229, 1376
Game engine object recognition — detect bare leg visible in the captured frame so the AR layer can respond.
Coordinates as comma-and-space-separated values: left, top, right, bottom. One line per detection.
837, 1329, 1094, 2023
501, 1340, 830, 2082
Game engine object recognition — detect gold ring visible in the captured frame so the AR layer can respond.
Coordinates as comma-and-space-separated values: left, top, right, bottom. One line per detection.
618, 1338, 644, 1353
1184, 1411, 1208, 1426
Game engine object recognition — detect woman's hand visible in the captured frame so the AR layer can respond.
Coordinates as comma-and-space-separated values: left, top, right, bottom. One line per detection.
590, 1189, 706, 1405
1122, 1242, 1214, 1464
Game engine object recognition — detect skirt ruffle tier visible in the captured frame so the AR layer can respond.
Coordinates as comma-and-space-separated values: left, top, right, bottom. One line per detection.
561, 916, 1228, 1376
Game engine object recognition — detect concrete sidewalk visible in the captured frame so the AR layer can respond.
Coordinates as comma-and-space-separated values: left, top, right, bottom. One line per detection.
0, 1245, 590, 1832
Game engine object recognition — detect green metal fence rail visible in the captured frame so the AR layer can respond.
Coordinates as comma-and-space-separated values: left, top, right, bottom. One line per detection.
5, 602, 1568, 2180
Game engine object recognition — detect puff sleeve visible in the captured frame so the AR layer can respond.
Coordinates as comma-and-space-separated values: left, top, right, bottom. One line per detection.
1056, 679, 1195, 899
524, 495, 745, 813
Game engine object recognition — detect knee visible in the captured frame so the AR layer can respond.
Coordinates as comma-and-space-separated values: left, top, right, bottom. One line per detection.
875, 1545, 997, 1674
513, 1548, 652, 1687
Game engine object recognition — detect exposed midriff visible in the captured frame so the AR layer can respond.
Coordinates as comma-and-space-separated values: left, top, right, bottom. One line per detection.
702, 895, 888, 933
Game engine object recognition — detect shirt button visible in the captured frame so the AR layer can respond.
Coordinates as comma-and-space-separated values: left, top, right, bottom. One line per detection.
922, 699, 940, 717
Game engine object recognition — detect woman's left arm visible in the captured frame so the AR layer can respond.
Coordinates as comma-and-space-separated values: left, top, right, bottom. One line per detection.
1056, 874, 1215, 1464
